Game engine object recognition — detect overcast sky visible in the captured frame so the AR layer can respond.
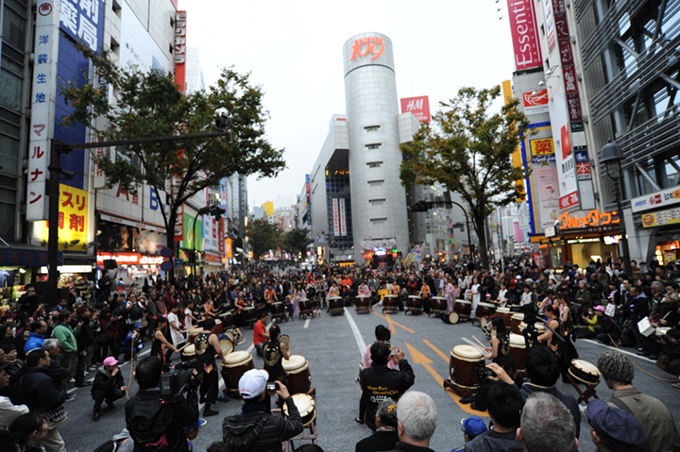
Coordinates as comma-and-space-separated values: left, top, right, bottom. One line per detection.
179, 0, 516, 209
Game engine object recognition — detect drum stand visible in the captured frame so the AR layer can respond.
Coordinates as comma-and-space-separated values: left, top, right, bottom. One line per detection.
566, 373, 599, 404
273, 409, 318, 452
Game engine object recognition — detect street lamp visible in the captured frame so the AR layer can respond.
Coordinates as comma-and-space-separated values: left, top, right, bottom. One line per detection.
600, 139, 632, 277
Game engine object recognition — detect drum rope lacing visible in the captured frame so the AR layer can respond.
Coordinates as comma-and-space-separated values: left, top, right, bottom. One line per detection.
607, 334, 680, 383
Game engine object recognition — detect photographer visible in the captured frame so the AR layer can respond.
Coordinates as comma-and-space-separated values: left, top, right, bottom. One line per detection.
655, 329, 680, 389
125, 356, 198, 452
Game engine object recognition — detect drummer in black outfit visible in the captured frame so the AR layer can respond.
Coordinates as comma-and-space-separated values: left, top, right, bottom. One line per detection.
262, 324, 291, 383
151, 317, 179, 363
194, 318, 224, 417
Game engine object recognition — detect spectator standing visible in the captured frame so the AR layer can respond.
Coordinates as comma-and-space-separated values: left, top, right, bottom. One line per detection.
597, 350, 680, 452
51, 311, 77, 384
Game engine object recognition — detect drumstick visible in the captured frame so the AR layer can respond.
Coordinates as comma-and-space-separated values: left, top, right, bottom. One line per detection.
177, 342, 191, 352
472, 335, 487, 350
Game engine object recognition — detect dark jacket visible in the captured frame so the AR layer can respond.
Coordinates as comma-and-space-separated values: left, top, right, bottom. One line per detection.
47, 355, 70, 388
520, 383, 581, 439
125, 388, 198, 452
385, 441, 436, 452
464, 429, 523, 452
222, 397, 303, 452
360, 360, 416, 430
21, 366, 67, 411
355, 429, 399, 452
92, 366, 125, 396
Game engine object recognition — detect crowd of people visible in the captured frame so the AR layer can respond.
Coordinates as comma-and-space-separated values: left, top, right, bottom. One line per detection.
0, 255, 678, 452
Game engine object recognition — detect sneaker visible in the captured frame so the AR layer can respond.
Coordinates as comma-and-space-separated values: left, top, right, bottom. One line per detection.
92, 411, 100, 422
67, 378, 76, 384
66, 394, 76, 402
203, 406, 219, 417
672, 383, 680, 389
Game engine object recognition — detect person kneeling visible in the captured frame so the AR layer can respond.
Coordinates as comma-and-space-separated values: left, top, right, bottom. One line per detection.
91, 356, 126, 421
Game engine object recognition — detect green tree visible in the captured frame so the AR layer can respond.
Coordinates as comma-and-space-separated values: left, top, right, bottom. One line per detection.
283, 228, 310, 259
60, 46, 285, 280
247, 219, 282, 260
400, 86, 531, 269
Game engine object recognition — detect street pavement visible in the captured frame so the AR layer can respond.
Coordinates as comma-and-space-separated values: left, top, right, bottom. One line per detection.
59, 306, 680, 452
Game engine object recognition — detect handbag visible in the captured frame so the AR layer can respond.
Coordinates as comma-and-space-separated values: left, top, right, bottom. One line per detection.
636, 316, 655, 337
605, 303, 616, 317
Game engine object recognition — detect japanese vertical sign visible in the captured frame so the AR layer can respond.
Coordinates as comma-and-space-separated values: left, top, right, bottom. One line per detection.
59, 0, 103, 51
339, 198, 347, 237
506, 0, 543, 71
27, 1, 60, 221
219, 177, 228, 214
40, 184, 88, 250
305, 174, 311, 226
174, 11, 187, 93
332, 198, 340, 237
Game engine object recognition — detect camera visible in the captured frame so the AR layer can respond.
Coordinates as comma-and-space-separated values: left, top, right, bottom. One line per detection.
477, 367, 496, 380
266, 382, 280, 392
160, 362, 199, 401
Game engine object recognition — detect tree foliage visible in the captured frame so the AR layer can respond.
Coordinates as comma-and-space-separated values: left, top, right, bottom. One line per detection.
400, 85, 531, 268
60, 46, 286, 279
283, 228, 310, 258
247, 219, 282, 260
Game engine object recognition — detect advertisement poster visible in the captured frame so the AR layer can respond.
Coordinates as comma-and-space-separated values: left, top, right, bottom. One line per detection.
534, 166, 560, 228
339, 198, 347, 236
332, 198, 340, 236
549, 87, 579, 210
400, 96, 431, 123
506, 0, 543, 71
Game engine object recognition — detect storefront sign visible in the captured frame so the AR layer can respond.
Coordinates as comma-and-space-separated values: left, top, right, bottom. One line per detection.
400, 96, 431, 123
603, 235, 622, 245
523, 90, 549, 116
631, 186, 680, 213
575, 150, 591, 180
37, 184, 89, 251
557, 209, 620, 231
530, 138, 555, 157
349, 36, 384, 61
566, 237, 601, 244
0, 249, 57, 266
174, 11, 187, 92
641, 207, 680, 228
507, 0, 543, 71
96, 252, 164, 265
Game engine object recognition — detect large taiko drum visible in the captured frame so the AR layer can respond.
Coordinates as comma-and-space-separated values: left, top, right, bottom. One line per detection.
221, 350, 254, 396
219, 335, 234, 359
509, 333, 527, 376
282, 354, 311, 395
242, 307, 257, 326
510, 313, 524, 335
383, 295, 398, 313
453, 299, 472, 322
355, 295, 370, 314
283, 393, 316, 427
329, 297, 344, 316
496, 307, 512, 329
568, 359, 600, 386
181, 344, 196, 362
518, 321, 546, 335
448, 345, 485, 396
430, 297, 447, 317
475, 302, 496, 319
214, 319, 223, 335
271, 302, 285, 316
299, 299, 313, 317
406, 295, 423, 315
188, 327, 203, 344
220, 311, 235, 329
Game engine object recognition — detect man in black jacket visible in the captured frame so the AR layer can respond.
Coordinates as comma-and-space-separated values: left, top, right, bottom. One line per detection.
21, 347, 68, 452
91, 356, 126, 422
125, 356, 198, 452
223, 369, 303, 452
359, 342, 415, 430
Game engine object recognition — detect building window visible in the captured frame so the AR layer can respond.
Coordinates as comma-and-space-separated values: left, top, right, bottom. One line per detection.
368, 180, 384, 187
370, 218, 387, 225
367, 161, 382, 168
365, 125, 380, 132
366, 143, 381, 150
369, 199, 385, 206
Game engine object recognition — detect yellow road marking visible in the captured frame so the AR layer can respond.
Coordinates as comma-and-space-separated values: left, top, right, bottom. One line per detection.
405, 341, 488, 417
423, 339, 449, 362
371, 310, 416, 334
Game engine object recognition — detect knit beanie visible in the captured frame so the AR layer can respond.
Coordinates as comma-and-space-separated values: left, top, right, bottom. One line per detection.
597, 350, 634, 384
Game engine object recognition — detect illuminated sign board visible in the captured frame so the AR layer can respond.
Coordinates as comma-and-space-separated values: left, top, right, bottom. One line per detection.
349, 37, 384, 61
557, 209, 620, 230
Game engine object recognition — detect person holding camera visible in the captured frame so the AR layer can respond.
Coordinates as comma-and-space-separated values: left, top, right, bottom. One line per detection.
359, 342, 415, 431
125, 356, 199, 452
222, 369, 303, 451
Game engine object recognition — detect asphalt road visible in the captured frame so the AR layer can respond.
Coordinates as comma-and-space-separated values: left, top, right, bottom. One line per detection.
59, 306, 680, 452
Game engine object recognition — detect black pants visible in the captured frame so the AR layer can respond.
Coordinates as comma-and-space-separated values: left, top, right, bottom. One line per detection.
92, 387, 125, 413
75, 352, 87, 385
200, 368, 218, 405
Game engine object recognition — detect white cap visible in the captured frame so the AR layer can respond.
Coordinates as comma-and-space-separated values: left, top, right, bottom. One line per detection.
238, 369, 269, 399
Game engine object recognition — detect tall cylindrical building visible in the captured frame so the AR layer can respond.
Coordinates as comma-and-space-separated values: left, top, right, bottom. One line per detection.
342, 33, 409, 263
